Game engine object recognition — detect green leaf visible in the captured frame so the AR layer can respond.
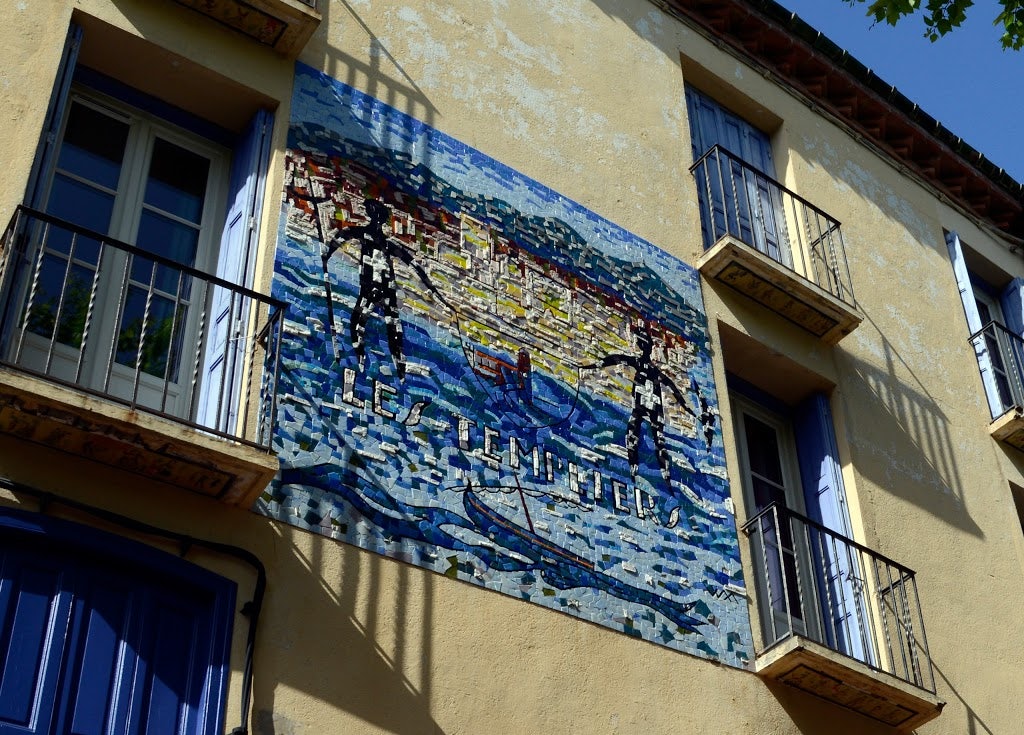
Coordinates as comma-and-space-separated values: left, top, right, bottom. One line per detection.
848, 0, 1023, 48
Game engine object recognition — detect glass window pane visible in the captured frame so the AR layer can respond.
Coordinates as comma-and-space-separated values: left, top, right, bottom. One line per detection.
744, 414, 785, 486
45, 174, 114, 262
144, 138, 209, 223
56, 102, 128, 190
133, 210, 200, 295
25, 256, 95, 349
135, 210, 200, 267
133, 208, 200, 298
751, 476, 787, 510
116, 289, 185, 380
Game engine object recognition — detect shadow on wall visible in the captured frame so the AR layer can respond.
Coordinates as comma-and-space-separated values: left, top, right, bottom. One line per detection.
838, 311, 982, 539
317, 0, 440, 145
929, 657, 995, 735
763, 680, 907, 735
110, 1, 446, 731
250, 7, 447, 731
251, 521, 445, 735
588, 0, 950, 258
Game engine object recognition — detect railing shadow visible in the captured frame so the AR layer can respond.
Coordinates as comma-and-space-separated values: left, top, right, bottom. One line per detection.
917, 657, 994, 735
840, 312, 981, 538
249, 516, 442, 735
250, 5, 446, 730
98, 0, 447, 731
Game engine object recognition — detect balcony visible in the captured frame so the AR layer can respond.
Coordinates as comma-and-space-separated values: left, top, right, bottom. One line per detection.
690, 145, 861, 344
171, 0, 321, 57
742, 503, 943, 731
0, 207, 285, 506
968, 319, 1024, 448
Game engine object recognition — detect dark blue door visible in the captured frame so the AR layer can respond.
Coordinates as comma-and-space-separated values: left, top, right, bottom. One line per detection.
0, 510, 234, 735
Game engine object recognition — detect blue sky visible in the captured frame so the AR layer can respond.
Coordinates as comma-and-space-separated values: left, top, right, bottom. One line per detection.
776, 0, 1024, 184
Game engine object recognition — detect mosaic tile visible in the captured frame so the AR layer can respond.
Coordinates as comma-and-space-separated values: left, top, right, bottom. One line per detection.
262, 63, 753, 665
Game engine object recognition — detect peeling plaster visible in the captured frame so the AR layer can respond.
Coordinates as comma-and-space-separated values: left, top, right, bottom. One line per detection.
799, 127, 840, 168
493, 22, 563, 74
632, 10, 672, 67
838, 160, 932, 244
545, 1, 595, 26
369, 1, 688, 248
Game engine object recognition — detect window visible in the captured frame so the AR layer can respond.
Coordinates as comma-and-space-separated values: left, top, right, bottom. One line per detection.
1, 20, 275, 434
732, 393, 815, 640
685, 86, 789, 262
973, 285, 1019, 410
729, 376, 872, 663
0, 507, 235, 735
946, 231, 1024, 419
15, 91, 229, 417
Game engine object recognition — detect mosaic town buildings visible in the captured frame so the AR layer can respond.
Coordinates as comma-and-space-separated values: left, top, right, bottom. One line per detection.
1, 1, 1023, 733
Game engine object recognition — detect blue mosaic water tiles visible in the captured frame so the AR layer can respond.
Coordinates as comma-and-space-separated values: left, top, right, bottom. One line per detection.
263, 63, 753, 665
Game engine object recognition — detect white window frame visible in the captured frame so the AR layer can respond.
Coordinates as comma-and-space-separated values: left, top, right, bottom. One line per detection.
731, 392, 820, 644
15, 86, 229, 418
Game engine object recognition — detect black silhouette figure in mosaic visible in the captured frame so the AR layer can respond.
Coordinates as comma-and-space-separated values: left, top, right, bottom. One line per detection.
324, 198, 449, 380
583, 321, 694, 484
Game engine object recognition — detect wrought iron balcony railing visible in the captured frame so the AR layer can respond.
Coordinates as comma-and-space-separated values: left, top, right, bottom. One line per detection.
0, 206, 285, 450
742, 502, 935, 693
690, 144, 855, 306
969, 319, 1024, 419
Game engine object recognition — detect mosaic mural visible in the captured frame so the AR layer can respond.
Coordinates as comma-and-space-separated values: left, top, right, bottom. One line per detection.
263, 63, 753, 665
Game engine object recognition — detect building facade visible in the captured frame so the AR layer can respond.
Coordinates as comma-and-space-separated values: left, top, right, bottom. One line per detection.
1, 1, 1022, 733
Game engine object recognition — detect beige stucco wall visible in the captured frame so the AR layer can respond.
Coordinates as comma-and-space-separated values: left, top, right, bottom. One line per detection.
1, 1, 1023, 733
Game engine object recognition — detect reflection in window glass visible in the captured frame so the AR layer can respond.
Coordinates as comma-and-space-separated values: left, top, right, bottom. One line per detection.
116, 288, 187, 380
45, 175, 113, 262
56, 102, 128, 190
133, 210, 200, 297
26, 256, 95, 348
743, 414, 788, 508
144, 138, 209, 223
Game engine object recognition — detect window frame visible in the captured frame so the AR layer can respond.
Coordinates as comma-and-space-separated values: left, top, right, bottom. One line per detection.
16, 85, 231, 414
730, 391, 820, 643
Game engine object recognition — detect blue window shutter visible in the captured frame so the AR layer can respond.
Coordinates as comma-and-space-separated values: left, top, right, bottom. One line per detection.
684, 86, 787, 262
55, 571, 134, 735
793, 393, 871, 663
946, 231, 1003, 417
687, 88, 750, 249
685, 87, 775, 176
998, 278, 1024, 408
197, 108, 274, 434
686, 87, 725, 251
25, 23, 82, 209
794, 394, 851, 535
1000, 277, 1024, 336
684, 86, 708, 164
